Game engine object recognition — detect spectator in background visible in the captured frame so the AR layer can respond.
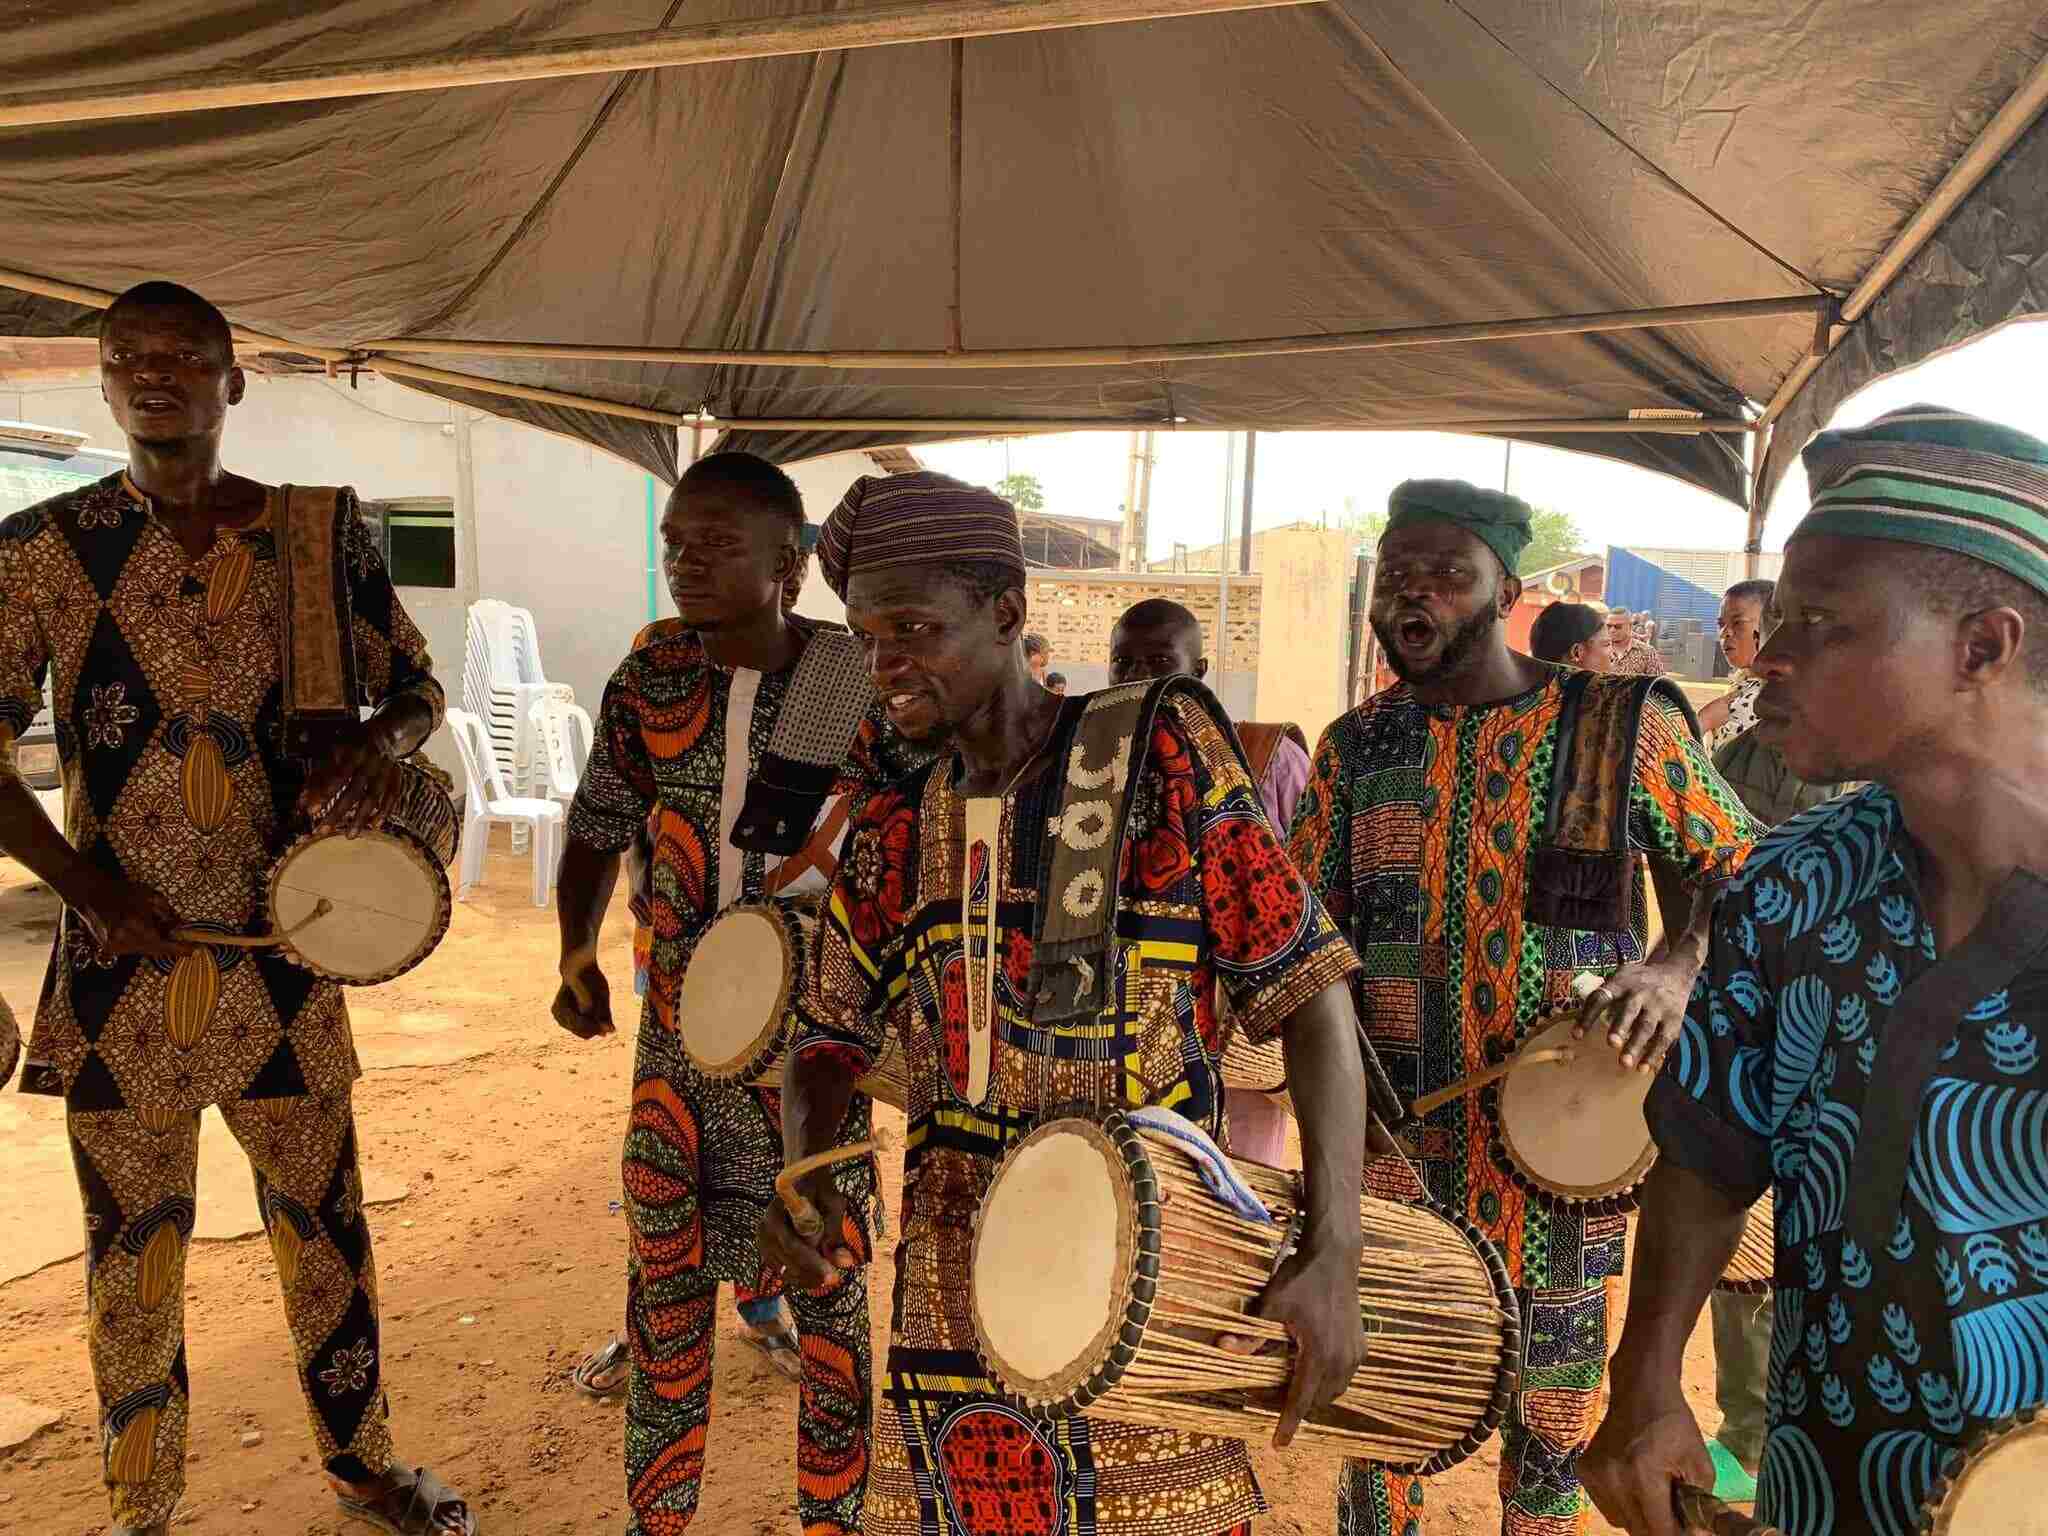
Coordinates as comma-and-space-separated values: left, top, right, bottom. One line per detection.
1045, 671, 1068, 696
1023, 631, 1051, 685
1604, 605, 1667, 675
1107, 596, 1311, 1166
1699, 577, 1773, 751
1527, 600, 1615, 671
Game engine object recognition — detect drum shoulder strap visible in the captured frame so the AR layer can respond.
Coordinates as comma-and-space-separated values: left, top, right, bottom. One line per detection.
1234, 721, 1309, 786
1529, 673, 1696, 934
1029, 676, 1249, 1026
276, 485, 361, 759
732, 626, 873, 856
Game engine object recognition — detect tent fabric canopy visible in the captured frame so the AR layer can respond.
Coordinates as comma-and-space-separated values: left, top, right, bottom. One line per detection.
0, 2, 2044, 519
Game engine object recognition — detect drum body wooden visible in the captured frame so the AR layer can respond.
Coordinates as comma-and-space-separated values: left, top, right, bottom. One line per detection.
677, 903, 805, 1082
971, 1112, 1520, 1470
0, 987, 17, 1084
1717, 1194, 1775, 1294
1492, 1012, 1656, 1208
1921, 1406, 2048, 1533
265, 759, 458, 985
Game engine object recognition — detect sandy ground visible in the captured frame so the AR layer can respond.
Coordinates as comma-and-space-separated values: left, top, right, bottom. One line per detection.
0, 833, 1724, 1535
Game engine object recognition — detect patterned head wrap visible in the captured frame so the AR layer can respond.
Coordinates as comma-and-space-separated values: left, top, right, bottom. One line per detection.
1794, 405, 2048, 598
1385, 478, 1533, 574
817, 471, 1026, 601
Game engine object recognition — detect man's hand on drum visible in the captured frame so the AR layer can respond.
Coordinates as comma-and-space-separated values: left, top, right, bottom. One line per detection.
67, 868, 191, 960
552, 951, 614, 1039
758, 1176, 857, 1292
297, 720, 403, 836
1580, 1391, 1711, 1536
1246, 1229, 1367, 1448
1574, 955, 1698, 1075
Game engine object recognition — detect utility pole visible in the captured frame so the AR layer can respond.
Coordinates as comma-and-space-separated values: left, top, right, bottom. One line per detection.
1238, 429, 1256, 574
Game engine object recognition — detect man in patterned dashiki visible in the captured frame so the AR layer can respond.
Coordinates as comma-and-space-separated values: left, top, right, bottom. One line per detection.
565, 503, 823, 1403
551, 451, 923, 1536
1288, 479, 1758, 1536
1107, 595, 1313, 1165
0, 283, 472, 1535
762, 470, 1393, 1536
1604, 607, 1667, 677
1584, 406, 2048, 1536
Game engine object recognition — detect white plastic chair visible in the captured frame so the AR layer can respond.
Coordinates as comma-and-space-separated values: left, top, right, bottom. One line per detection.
446, 707, 563, 908
529, 696, 593, 809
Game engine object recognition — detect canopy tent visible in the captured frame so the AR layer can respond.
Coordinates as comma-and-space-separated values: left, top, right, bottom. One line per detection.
0, 1, 2045, 554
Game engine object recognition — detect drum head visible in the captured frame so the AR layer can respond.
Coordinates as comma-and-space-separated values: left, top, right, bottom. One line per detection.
973, 1119, 1136, 1399
1497, 1013, 1656, 1199
1932, 1415, 2048, 1533
677, 907, 793, 1078
271, 831, 448, 984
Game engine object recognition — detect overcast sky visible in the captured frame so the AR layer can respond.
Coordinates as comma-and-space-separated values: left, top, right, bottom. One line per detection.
921, 318, 2048, 564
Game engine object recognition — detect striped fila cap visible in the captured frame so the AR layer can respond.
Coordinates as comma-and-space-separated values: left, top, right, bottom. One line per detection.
1794, 404, 2048, 598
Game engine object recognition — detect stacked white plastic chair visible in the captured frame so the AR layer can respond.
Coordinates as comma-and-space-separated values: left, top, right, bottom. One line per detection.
445, 708, 564, 907
529, 696, 593, 813
462, 600, 572, 851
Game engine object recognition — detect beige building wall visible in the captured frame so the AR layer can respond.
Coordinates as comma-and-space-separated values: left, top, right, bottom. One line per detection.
1252, 528, 1354, 744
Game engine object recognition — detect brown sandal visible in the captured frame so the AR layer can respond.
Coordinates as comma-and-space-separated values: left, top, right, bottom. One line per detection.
335, 1461, 478, 1535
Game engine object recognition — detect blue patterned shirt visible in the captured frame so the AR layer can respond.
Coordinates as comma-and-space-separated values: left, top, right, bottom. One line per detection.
1648, 784, 2048, 1536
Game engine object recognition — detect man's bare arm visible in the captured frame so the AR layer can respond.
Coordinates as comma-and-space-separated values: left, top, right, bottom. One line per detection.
551, 838, 622, 1039
1581, 1161, 1747, 1536
759, 1047, 863, 1289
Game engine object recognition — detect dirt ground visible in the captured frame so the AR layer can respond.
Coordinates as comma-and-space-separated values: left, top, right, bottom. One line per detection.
0, 833, 1724, 1534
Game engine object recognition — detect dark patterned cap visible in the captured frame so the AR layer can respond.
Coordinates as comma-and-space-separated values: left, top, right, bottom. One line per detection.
817, 471, 1025, 600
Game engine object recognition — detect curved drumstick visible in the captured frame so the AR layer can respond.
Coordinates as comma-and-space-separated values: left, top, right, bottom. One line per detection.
1406, 1046, 1576, 1119
1674, 1483, 1780, 1535
1400, 972, 1605, 1122
775, 1131, 891, 1240
174, 898, 334, 948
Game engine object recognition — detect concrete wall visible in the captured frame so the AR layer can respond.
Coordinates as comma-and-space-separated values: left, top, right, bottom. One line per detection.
0, 372, 670, 781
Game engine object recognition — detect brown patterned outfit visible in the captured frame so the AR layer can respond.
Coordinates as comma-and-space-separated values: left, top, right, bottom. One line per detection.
0, 472, 442, 1526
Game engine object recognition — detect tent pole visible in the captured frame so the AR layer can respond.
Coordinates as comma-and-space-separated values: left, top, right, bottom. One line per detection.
0, 0, 1321, 130
948, 39, 965, 355
355, 295, 1827, 371
0, 260, 1760, 443
1744, 420, 1771, 579
1759, 48, 2048, 432
0, 263, 353, 364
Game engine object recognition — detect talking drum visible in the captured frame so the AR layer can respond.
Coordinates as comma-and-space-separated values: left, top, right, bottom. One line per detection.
1920, 1405, 2048, 1534
263, 758, 459, 985
1490, 1010, 1657, 1207
674, 901, 908, 1111
970, 1111, 1520, 1469
1716, 1194, 1775, 1294
677, 903, 808, 1083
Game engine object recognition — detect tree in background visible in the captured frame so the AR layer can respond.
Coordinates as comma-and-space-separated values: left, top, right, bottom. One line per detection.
1517, 506, 1585, 575
995, 472, 1046, 512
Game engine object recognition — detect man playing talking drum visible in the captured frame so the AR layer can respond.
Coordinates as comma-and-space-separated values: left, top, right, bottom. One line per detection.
762, 470, 1402, 1536
1586, 408, 2048, 1536
552, 450, 923, 1535
0, 282, 468, 1535
1289, 479, 1757, 1535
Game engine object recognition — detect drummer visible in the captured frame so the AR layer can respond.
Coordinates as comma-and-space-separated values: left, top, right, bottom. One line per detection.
1287, 479, 1758, 1536
551, 451, 925, 1534
1107, 596, 1312, 1166
0, 283, 474, 1534
761, 470, 1401, 1536
1584, 407, 2048, 1536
